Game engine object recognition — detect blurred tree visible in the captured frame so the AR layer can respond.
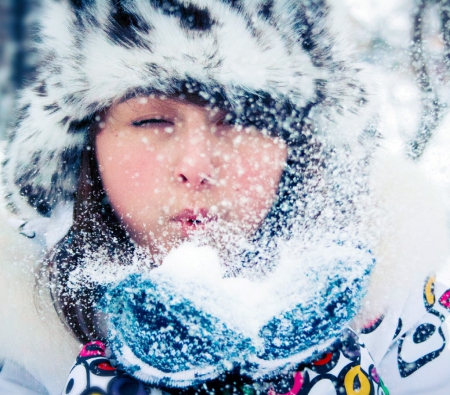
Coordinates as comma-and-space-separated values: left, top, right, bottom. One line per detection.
408, 0, 450, 160
343, 0, 450, 159
0, 0, 36, 139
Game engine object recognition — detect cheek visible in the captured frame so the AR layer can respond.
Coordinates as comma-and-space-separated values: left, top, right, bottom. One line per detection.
226, 140, 287, 211
96, 133, 168, 215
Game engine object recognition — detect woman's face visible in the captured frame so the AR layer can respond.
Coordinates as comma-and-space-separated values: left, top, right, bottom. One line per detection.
96, 96, 287, 258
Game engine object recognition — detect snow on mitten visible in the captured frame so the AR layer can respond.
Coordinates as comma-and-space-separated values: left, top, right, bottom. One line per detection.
257, 274, 367, 360
101, 274, 254, 387
242, 243, 376, 377
99, 242, 375, 386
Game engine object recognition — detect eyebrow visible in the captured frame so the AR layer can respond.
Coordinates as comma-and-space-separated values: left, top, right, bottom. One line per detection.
118, 88, 159, 104
118, 89, 211, 107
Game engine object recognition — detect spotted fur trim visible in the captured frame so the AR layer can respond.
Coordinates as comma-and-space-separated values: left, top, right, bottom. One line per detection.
4, 0, 370, 217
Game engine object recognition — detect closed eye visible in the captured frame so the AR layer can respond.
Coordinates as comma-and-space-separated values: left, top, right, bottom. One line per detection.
132, 118, 173, 127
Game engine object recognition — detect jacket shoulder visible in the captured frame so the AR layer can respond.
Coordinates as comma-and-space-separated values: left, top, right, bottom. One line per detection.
372, 276, 450, 394
0, 202, 79, 394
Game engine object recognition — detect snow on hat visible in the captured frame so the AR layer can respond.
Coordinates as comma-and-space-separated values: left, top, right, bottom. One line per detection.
3, 0, 370, 218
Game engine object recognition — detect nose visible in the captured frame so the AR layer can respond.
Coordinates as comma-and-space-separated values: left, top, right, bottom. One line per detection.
173, 116, 216, 189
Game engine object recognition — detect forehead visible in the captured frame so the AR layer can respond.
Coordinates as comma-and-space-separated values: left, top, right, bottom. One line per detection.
111, 93, 222, 116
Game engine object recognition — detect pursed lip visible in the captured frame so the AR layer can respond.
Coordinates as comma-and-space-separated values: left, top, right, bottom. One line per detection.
171, 208, 216, 233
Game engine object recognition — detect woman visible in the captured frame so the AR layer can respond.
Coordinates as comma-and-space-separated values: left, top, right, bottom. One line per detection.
1, 1, 450, 394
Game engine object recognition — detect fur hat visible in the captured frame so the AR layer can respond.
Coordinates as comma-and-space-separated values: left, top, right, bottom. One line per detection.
3, 0, 370, 218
